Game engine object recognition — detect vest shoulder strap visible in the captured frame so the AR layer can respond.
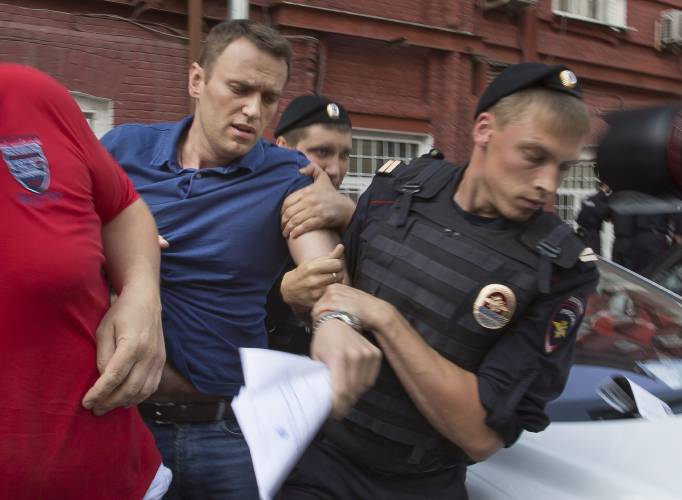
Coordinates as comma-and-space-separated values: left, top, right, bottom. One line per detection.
391, 157, 461, 199
520, 211, 586, 269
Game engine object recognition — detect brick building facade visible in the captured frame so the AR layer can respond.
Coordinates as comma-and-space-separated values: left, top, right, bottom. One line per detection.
2, 0, 681, 213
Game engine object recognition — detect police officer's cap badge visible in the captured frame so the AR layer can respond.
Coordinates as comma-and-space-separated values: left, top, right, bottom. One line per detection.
326, 103, 340, 119
473, 284, 516, 330
545, 296, 585, 354
1, 137, 50, 194
559, 70, 578, 89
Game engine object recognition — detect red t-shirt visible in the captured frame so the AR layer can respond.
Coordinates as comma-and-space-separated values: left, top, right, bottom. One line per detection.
0, 64, 161, 499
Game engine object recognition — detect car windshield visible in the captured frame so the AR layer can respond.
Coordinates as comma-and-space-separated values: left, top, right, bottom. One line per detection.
548, 259, 682, 421
646, 245, 682, 296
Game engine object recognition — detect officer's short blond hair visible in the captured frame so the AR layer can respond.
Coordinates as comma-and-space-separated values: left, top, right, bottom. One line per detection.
489, 87, 590, 142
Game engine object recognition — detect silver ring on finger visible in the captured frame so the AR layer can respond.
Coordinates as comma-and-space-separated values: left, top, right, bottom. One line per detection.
332, 272, 338, 281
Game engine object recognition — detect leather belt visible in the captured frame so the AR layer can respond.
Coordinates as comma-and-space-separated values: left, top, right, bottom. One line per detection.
138, 400, 234, 424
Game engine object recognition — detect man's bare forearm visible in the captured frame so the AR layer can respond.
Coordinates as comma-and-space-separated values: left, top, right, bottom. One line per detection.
366, 302, 504, 461
102, 198, 160, 296
84, 198, 164, 413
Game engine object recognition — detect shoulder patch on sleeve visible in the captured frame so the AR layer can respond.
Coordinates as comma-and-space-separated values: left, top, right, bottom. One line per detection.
377, 159, 401, 175
545, 296, 585, 354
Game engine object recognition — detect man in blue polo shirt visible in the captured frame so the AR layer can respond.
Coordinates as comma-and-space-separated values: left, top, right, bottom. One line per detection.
101, 20, 381, 500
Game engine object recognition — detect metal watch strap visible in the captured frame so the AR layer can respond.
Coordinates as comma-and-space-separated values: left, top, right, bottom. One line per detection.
313, 311, 362, 333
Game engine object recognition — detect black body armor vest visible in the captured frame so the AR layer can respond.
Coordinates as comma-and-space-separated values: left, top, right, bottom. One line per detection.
327, 158, 585, 472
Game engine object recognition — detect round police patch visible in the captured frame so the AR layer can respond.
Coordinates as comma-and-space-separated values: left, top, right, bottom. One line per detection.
473, 284, 516, 330
545, 296, 585, 354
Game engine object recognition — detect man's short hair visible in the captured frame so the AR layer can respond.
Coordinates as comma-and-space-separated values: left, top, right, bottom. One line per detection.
282, 121, 352, 147
199, 20, 292, 80
490, 87, 590, 142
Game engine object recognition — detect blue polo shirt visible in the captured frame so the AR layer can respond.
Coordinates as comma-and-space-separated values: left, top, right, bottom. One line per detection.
101, 116, 311, 397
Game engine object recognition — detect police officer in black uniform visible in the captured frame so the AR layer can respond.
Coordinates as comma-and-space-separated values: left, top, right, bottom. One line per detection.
267, 95, 355, 355
576, 181, 670, 271
280, 63, 600, 499
612, 213, 670, 274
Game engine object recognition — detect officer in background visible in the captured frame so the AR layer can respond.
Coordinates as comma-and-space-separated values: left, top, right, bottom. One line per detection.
576, 181, 611, 255
612, 213, 670, 274
576, 181, 670, 273
267, 95, 355, 354
281, 63, 600, 499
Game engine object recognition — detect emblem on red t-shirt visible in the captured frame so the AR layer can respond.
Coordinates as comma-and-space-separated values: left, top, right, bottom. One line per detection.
0, 136, 50, 194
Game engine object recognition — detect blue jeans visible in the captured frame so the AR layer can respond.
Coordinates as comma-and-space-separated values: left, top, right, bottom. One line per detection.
146, 419, 258, 500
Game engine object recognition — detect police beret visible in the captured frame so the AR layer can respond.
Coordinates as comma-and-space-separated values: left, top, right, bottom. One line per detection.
275, 95, 351, 137
474, 62, 582, 117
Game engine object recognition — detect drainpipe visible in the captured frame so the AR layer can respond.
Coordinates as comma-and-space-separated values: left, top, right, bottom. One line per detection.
188, 0, 203, 112
230, 0, 249, 19
519, 4, 538, 61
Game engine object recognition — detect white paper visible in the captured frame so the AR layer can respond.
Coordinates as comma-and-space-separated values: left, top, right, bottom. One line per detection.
629, 379, 674, 420
231, 348, 332, 500
597, 375, 673, 420
638, 359, 682, 390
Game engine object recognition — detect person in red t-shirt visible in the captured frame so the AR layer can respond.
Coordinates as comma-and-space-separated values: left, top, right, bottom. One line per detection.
0, 64, 168, 498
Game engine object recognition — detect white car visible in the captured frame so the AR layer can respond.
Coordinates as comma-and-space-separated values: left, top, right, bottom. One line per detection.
467, 258, 682, 500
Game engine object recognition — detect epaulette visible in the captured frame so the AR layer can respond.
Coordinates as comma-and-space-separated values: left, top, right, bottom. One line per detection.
376, 159, 403, 176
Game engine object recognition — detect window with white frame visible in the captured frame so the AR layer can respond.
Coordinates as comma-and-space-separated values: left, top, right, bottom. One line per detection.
341, 129, 432, 199
552, 0, 627, 29
556, 145, 614, 259
556, 145, 598, 224
70, 91, 114, 138
556, 160, 597, 223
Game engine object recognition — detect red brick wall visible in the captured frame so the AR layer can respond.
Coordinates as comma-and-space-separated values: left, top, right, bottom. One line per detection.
478, 2, 681, 95
321, 36, 430, 122
473, 1, 682, 148
290, 0, 469, 29
0, 2, 188, 124
2, 0, 680, 162
0, 2, 330, 134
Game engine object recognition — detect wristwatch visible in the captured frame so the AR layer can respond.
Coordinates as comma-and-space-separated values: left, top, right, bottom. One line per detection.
313, 311, 362, 333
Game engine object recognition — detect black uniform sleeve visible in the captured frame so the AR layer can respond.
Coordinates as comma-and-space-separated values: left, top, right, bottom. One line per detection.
342, 188, 371, 279
476, 261, 599, 446
575, 192, 610, 230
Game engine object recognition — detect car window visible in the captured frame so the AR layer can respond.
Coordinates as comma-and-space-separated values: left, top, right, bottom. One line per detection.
548, 259, 682, 421
646, 246, 682, 297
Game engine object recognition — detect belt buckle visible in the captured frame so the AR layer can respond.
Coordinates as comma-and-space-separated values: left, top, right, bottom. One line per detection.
145, 399, 230, 424
151, 401, 178, 425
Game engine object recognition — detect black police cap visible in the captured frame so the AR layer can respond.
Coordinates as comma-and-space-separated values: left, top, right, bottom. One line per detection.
275, 94, 351, 138
474, 62, 582, 118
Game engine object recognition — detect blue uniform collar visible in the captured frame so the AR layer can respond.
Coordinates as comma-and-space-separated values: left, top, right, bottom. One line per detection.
150, 115, 265, 174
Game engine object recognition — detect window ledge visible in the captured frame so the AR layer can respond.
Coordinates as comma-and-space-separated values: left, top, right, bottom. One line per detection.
552, 10, 637, 32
